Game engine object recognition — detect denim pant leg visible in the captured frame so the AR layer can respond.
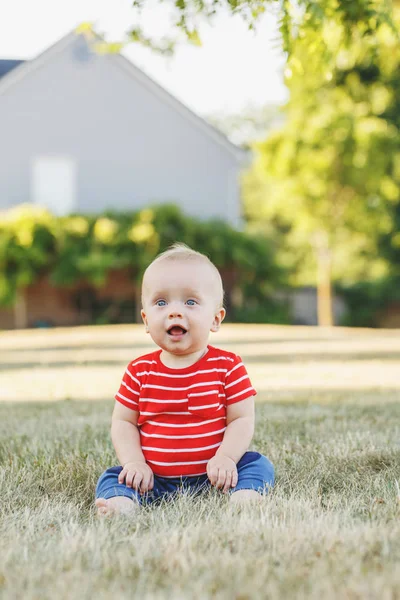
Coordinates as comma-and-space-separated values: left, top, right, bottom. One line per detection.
96, 454, 274, 504
95, 467, 190, 505
95, 467, 142, 504
230, 451, 275, 495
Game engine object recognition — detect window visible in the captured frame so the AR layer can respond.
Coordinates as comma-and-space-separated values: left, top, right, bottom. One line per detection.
31, 156, 77, 216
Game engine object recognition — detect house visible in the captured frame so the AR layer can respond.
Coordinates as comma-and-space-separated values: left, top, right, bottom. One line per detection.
0, 28, 250, 329
0, 28, 246, 225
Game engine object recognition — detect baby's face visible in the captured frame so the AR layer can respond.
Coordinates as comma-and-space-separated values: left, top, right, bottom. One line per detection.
141, 259, 225, 356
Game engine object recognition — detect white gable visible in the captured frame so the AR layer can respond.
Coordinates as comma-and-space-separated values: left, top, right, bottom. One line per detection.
0, 30, 247, 226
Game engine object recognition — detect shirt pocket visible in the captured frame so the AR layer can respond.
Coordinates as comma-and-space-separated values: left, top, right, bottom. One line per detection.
187, 389, 222, 419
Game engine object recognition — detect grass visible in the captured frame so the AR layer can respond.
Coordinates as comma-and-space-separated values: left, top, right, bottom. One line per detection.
0, 324, 399, 599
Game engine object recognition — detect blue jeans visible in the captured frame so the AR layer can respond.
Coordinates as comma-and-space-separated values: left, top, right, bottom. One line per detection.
95, 451, 274, 505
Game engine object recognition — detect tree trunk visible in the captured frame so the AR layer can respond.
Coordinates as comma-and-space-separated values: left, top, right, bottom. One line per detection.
14, 288, 28, 329
316, 245, 334, 327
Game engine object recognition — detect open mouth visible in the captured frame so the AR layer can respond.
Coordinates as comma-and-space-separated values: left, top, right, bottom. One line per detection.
167, 326, 187, 336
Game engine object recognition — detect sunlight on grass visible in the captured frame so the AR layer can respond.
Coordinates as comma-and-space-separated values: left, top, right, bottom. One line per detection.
1, 324, 399, 402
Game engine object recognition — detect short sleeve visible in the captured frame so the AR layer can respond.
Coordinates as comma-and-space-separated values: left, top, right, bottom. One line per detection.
225, 355, 256, 405
115, 363, 141, 411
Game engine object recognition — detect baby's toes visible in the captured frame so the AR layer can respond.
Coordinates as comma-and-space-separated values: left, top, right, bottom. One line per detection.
95, 498, 107, 508
95, 498, 114, 516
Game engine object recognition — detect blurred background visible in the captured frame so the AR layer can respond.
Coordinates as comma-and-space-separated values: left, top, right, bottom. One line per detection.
0, 0, 399, 331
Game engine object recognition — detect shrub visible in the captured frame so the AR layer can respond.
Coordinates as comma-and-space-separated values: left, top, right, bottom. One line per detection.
0, 203, 287, 324
337, 276, 400, 327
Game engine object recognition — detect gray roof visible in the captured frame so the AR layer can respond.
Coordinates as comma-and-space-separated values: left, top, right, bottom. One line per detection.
0, 60, 25, 79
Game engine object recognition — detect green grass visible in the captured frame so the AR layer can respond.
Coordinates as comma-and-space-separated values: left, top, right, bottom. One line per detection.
0, 325, 399, 599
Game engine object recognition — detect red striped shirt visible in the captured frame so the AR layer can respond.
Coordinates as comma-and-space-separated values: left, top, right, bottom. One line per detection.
115, 345, 256, 477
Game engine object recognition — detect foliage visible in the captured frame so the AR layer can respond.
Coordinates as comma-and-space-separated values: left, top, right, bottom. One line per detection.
338, 275, 400, 327
0, 203, 285, 323
378, 200, 400, 275
243, 1, 400, 288
0, 205, 59, 305
98, 0, 394, 58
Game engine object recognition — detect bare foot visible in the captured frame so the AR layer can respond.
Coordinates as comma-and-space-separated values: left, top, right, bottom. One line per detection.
95, 496, 140, 518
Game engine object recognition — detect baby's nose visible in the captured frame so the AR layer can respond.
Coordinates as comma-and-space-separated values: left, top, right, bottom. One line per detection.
168, 305, 183, 318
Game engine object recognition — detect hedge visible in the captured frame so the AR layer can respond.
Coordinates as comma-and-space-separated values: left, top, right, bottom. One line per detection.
0, 203, 288, 323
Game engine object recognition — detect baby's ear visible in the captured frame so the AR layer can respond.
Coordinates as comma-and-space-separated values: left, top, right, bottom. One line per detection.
210, 308, 226, 332
141, 309, 149, 333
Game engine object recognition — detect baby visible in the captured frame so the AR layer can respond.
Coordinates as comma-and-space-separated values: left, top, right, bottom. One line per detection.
95, 243, 274, 516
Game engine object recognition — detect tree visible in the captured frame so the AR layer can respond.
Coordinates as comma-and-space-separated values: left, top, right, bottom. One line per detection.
243, 2, 400, 326
117, 1, 393, 57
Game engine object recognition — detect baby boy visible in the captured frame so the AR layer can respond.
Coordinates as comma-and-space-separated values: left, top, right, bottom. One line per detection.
95, 243, 274, 516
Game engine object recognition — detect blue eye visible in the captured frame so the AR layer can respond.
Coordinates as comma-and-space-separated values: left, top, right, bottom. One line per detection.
156, 300, 167, 307
186, 299, 197, 306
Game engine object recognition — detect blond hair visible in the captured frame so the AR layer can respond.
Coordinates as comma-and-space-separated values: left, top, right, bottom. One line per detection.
142, 243, 224, 307
151, 242, 210, 264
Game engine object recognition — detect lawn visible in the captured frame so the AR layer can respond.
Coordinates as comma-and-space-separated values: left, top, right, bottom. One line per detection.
0, 324, 399, 599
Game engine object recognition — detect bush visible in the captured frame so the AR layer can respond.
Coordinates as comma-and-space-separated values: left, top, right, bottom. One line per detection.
0, 203, 287, 323
337, 276, 400, 327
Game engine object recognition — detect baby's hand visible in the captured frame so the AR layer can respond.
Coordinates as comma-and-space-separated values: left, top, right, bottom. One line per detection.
207, 453, 238, 494
118, 461, 154, 494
